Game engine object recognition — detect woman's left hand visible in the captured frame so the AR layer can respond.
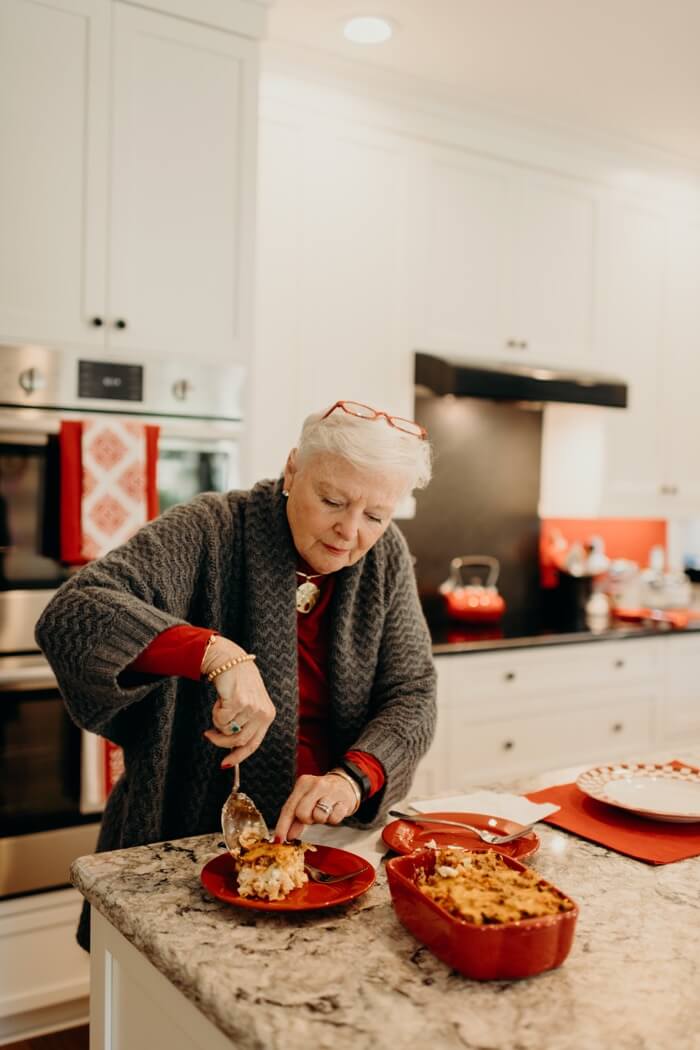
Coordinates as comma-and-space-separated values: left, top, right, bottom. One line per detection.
274, 773, 359, 842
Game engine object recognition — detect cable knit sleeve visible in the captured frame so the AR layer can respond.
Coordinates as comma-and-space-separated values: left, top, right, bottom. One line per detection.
35, 494, 234, 735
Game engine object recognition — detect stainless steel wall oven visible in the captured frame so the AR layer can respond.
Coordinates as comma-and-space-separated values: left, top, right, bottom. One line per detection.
0, 344, 244, 897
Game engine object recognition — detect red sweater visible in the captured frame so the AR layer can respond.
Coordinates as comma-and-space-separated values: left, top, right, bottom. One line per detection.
128, 572, 385, 797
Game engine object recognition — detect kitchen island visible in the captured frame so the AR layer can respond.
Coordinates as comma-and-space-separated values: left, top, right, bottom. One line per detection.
72, 758, 700, 1050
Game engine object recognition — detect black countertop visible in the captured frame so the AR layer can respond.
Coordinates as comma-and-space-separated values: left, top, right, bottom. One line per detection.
424, 600, 700, 655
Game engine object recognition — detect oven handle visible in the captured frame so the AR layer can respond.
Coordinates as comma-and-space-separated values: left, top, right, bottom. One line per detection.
0, 665, 58, 692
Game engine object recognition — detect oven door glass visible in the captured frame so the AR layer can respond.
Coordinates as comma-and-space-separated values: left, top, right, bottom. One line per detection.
0, 686, 94, 837
157, 439, 239, 513
0, 437, 69, 589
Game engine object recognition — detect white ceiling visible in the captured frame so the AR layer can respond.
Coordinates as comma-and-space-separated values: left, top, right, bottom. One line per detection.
265, 0, 700, 169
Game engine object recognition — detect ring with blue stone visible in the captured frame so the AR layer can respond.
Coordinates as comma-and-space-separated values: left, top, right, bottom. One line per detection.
227, 720, 242, 735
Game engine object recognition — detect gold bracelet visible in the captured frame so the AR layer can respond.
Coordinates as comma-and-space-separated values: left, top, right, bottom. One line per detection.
328, 767, 362, 811
206, 653, 256, 683
199, 632, 220, 676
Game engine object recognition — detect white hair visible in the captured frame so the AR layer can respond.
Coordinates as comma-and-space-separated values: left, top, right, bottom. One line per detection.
293, 404, 432, 492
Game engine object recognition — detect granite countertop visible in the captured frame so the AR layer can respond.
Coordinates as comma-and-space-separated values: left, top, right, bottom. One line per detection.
72, 756, 700, 1050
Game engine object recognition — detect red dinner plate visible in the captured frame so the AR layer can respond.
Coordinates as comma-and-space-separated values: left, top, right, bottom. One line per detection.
200, 844, 375, 911
382, 811, 540, 861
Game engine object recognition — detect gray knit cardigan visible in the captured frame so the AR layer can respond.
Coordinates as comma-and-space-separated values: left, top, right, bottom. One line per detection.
36, 477, 436, 853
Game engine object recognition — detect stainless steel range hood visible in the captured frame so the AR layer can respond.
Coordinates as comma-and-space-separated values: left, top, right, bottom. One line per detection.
415, 352, 628, 408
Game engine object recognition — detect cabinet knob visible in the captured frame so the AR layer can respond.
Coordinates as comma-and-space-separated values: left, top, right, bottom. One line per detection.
172, 379, 192, 402
518, 340, 528, 349
611, 722, 624, 733
91, 316, 104, 327
114, 319, 127, 330
504, 671, 516, 682
502, 740, 515, 751
18, 367, 45, 395
506, 339, 517, 348
614, 659, 625, 669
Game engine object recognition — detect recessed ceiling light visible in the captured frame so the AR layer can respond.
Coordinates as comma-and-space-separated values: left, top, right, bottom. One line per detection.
343, 15, 394, 45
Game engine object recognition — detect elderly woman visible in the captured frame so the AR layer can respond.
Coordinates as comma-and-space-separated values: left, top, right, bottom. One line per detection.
36, 399, 436, 946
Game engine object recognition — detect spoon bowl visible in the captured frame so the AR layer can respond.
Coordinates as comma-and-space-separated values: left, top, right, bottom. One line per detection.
221, 765, 269, 853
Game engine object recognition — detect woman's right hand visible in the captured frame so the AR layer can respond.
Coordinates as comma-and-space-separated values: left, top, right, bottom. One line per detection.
201, 638, 275, 767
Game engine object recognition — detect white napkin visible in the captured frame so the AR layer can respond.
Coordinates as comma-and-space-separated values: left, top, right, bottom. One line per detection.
409, 790, 560, 825
301, 824, 387, 870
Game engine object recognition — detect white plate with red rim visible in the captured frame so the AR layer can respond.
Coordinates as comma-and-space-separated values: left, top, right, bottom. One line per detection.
576, 762, 700, 822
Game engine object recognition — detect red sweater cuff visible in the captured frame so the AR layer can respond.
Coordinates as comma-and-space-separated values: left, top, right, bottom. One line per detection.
128, 625, 215, 680
344, 750, 385, 798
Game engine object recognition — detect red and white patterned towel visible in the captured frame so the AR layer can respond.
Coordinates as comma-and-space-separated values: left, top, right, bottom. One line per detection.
80, 419, 151, 560
58, 418, 159, 811
59, 418, 159, 563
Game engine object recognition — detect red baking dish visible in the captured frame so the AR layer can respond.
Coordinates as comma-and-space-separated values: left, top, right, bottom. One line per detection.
386, 848, 578, 981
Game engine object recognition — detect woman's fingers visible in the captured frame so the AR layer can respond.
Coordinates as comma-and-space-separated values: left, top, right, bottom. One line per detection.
205, 670, 276, 761
218, 727, 268, 769
273, 775, 357, 841
204, 721, 257, 750
285, 818, 305, 841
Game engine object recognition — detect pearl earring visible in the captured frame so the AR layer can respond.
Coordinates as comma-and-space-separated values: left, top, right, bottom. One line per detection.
282, 489, 289, 498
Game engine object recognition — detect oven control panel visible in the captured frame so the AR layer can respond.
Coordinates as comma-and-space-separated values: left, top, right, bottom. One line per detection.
0, 344, 244, 422
78, 360, 143, 402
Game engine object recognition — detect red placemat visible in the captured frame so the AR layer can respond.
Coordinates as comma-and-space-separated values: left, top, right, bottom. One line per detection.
526, 762, 700, 864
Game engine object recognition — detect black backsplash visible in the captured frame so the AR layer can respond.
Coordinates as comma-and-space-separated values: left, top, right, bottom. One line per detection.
397, 395, 543, 635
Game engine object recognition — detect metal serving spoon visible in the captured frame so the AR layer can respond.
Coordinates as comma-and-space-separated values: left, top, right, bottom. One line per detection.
221, 764, 269, 853
388, 810, 539, 845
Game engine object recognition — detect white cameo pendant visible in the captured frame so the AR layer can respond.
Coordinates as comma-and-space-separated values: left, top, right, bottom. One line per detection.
296, 580, 320, 614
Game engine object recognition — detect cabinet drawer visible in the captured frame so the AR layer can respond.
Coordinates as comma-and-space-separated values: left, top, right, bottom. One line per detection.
0, 888, 88, 1019
658, 698, 700, 744
447, 697, 654, 787
437, 640, 658, 715
662, 634, 700, 700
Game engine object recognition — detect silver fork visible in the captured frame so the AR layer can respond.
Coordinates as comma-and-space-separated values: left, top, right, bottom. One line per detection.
304, 861, 367, 884
388, 810, 539, 845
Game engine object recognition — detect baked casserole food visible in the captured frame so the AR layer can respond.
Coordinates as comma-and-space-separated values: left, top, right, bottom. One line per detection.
385, 846, 579, 979
234, 839, 316, 901
417, 847, 575, 925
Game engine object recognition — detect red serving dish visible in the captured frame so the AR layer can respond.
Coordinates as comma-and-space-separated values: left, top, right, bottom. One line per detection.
386, 848, 578, 981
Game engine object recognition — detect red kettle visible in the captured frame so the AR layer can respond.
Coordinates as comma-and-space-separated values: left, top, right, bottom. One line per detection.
439, 555, 507, 623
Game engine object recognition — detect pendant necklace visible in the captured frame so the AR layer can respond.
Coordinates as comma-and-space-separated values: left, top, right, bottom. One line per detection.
296, 570, 323, 614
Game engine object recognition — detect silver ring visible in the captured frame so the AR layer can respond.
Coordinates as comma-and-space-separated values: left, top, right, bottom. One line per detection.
227, 720, 242, 735
314, 800, 332, 815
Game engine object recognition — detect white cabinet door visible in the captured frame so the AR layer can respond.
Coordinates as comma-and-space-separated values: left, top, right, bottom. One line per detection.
417, 149, 512, 358
0, 888, 88, 1040
0, 0, 109, 348
660, 221, 700, 512
658, 634, 700, 745
294, 126, 408, 415
508, 173, 597, 368
108, 3, 257, 360
416, 150, 597, 369
598, 202, 666, 516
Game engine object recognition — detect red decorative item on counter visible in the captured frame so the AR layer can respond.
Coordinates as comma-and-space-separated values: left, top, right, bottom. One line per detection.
439, 556, 506, 623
